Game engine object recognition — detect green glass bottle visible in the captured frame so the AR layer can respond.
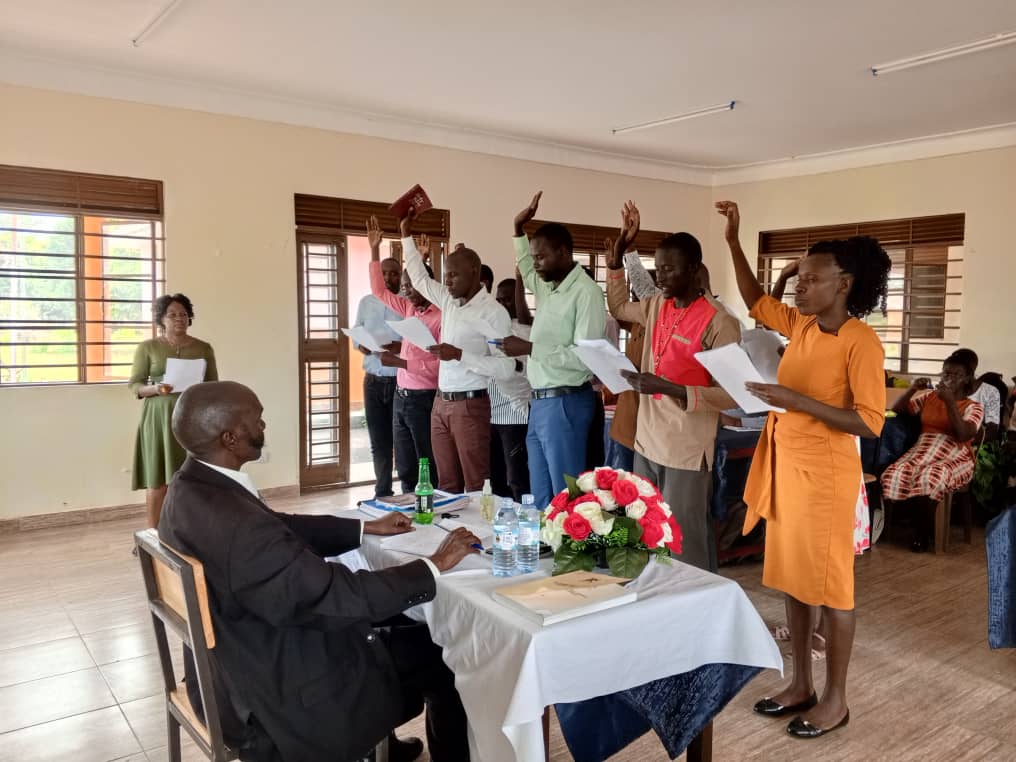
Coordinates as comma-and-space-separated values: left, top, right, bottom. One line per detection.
415, 457, 434, 525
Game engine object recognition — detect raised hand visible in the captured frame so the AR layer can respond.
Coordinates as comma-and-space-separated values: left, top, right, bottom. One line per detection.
429, 526, 483, 571
366, 215, 383, 250
715, 200, 741, 243
514, 191, 543, 236
399, 207, 417, 238
416, 233, 431, 261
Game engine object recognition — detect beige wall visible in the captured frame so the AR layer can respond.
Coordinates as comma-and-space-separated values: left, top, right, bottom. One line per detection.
707, 147, 1016, 378
0, 83, 709, 520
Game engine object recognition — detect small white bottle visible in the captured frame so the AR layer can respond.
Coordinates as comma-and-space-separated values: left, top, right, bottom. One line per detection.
479, 478, 495, 522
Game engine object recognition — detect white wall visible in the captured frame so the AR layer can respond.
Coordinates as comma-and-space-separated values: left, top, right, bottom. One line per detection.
0, 83, 709, 520
707, 147, 1016, 378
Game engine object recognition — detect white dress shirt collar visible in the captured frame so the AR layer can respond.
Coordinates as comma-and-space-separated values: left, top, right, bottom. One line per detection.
198, 460, 260, 498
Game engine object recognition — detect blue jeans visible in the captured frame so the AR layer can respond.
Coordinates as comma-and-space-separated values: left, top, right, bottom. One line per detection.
603, 418, 635, 471
527, 387, 595, 508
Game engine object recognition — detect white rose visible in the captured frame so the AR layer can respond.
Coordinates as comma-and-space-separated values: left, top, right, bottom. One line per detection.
625, 499, 648, 520
593, 489, 617, 511
658, 501, 672, 517
633, 476, 657, 497
574, 501, 615, 536
541, 513, 566, 550
662, 523, 673, 544
576, 472, 597, 492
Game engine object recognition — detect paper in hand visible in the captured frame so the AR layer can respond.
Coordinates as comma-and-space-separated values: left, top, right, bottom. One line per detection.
386, 317, 438, 350
740, 328, 784, 384
694, 343, 785, 414
341, 326, 387, 353
574, 339, 637, 394
162, 358, 207, 394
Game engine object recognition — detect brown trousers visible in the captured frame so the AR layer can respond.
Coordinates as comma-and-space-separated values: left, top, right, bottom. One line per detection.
431, 396, 492, 493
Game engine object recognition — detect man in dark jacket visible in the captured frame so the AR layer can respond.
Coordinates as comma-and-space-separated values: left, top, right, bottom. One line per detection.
159, 381, 478, 762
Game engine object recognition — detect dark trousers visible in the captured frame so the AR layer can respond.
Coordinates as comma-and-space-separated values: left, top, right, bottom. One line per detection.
394, 389, 437, 493
364, 375, 397, 497
491, 423, 530, 501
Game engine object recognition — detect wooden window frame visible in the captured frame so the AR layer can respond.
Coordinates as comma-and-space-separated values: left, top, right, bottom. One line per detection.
0, 165, 165, 386
757, 213, 964, 375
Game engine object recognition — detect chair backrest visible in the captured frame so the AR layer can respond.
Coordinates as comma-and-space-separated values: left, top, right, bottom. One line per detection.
135, 528, 234, 761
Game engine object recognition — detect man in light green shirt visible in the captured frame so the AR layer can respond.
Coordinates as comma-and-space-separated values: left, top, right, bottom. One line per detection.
500, 192, 607, 507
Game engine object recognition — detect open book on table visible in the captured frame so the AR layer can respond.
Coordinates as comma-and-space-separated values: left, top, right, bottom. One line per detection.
492, 571, 636, 626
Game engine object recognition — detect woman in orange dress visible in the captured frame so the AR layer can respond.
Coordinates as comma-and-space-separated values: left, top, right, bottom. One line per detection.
716, 201, 891, 739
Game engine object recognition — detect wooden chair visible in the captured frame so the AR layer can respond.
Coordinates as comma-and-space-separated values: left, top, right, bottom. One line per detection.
934, 485, 974, 554
135, 529, 238, 762
135, 529, 389, 762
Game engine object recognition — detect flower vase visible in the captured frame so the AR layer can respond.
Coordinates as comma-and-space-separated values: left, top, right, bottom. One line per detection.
594, 547, 609, 570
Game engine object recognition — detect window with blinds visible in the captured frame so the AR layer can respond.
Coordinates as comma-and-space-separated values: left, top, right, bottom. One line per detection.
0, 165, 165, 385
757, 214, 965, 375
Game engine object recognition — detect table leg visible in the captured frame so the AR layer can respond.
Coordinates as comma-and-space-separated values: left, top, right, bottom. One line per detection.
686, 721, 712, 762
542, 707, 551, 761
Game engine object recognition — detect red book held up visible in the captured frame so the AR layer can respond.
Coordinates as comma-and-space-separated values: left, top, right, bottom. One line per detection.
389, 184, 433, 220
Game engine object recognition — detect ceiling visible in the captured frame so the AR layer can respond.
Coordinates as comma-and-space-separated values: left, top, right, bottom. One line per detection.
2, 0, 1016, 184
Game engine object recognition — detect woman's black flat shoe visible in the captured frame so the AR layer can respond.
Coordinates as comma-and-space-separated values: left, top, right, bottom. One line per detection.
753, 693, 818, 717
786, 710, 850, 738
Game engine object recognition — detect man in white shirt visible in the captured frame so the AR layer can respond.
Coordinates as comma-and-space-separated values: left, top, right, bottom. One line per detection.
400, 213, 514, 493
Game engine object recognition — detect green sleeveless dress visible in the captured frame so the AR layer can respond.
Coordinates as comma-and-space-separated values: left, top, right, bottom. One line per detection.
129, 338, 218, 490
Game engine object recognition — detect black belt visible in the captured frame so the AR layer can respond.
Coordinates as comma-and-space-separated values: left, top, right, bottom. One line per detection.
531, 382, 592, 400
439, 389, 488, 402
366, 375, 397, 383
396, 387, 436, 398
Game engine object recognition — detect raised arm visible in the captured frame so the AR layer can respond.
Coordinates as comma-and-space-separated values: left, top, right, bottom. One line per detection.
366, 216, 413, 317
770, 258, 800, 302
605, 204, 647, 325
512, 191, 542, 294
715, 201, 765, 311
514, 265, 533, 326
400, 213, 449, 309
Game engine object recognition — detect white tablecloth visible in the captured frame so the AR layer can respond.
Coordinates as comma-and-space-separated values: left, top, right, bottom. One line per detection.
337, 502, 782, 762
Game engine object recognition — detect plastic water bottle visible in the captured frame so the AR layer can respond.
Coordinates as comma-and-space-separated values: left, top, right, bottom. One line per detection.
492, 497, 518, 577
516, 494, 541, 573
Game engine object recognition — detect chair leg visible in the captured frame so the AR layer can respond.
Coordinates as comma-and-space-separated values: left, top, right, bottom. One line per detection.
933, 496, 949, 554
167, 708, 182, 762
961, 493, 973, 544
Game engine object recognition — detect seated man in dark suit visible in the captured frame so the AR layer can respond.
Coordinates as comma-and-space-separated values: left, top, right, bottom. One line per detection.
159, 381, 478, 762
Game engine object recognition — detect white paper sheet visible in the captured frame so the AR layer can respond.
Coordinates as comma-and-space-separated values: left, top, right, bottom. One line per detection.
341, 325, 387, 353
379, 521, 492, 557
386, 317, 438, 350
162, 358, 207, 394
573, 339, 638, 394
740, 328, 784, 384
694, 343, 785, 414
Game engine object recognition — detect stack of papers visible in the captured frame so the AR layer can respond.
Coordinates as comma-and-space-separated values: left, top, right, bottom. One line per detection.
360, 491, 468, 516
379, 520, 492, 557
573, 339, 638, 394
492, 571, 637, 626
162, 358, 207, 394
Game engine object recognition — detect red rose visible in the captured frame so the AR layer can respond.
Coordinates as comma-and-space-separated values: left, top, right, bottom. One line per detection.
640, 516, 665, 548
563, 512, 592, 541
595, 468, 619, 490
611, 479, 640, 506
666, 516, 683, 554
642, 502, 667, 526
547, 490, 571, 520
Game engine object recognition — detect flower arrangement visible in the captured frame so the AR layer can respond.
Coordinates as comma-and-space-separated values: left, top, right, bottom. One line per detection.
541, 467, 682, 578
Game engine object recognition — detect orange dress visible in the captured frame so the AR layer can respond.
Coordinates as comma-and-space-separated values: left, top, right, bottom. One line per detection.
743, 297, 886, 610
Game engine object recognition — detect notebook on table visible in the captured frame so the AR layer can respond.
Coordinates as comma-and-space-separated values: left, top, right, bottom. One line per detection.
492, 571, 636, 626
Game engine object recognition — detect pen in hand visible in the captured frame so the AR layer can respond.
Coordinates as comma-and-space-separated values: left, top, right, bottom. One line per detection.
435, 521, 484, 551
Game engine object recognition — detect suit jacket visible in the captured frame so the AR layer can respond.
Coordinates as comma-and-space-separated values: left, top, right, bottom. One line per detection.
159, 458, 437, 762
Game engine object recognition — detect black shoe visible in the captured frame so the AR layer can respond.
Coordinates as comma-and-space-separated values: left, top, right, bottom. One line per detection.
910, 537, 929, 553
787, 710, 850, 739
388, 734, 424, 762
753, 693, 818, 717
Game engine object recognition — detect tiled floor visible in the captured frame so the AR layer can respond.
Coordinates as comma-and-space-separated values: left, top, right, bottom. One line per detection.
1, 487, 1014, 761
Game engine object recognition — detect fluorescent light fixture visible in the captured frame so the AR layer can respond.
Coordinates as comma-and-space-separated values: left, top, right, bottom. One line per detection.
612, 101, 735, 135
871, 31, 1016, 76
132, 0, 186, 48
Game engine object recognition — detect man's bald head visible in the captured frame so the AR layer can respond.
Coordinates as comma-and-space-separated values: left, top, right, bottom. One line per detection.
172, 381, 265, 466
443, 247, 482, 300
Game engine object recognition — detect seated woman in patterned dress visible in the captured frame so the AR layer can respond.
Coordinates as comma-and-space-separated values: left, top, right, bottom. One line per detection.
881, 354, 984, 552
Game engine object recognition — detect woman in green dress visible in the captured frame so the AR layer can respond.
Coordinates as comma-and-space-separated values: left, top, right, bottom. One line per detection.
129, 293, 217, 527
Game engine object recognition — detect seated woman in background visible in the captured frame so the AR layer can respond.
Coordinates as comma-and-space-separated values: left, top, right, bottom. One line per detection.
881, 354, 983, 552
948, 348, 1001, 440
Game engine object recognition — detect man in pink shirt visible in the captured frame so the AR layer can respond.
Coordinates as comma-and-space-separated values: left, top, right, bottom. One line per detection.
368, 216, 443, 493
